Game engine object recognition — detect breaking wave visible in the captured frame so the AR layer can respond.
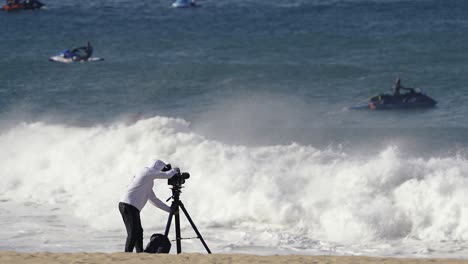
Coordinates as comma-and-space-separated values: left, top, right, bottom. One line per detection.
1, 116, 468, 246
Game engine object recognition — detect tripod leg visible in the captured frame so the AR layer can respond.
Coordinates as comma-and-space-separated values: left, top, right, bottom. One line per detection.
179, 201, 212, 254
175, 207, 182, 254
165, 201, 182, 254
164, 202, 175, 237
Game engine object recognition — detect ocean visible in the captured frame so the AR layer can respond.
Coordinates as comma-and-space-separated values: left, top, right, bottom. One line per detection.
1, 0, 468, 258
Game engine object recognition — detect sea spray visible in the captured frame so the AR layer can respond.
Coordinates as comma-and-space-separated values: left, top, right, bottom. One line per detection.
2, 116, 468, 248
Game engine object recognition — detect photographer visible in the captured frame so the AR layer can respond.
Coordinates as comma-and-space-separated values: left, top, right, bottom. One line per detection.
119, 159, 178, 253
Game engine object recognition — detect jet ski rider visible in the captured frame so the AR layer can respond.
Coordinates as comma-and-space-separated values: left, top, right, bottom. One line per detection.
392, 77, 415, 96
5, 0, 43, 8
24, 0, 44, 8
70, 42, 93, 61
5, 0, 19, 5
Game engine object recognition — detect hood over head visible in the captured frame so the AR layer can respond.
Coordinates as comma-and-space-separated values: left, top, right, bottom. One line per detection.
151, 159, 167, 171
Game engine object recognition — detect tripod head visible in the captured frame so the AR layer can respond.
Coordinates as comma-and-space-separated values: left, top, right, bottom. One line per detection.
166, 183, 183, 203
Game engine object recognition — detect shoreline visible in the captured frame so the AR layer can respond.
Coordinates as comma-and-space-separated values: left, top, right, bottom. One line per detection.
1, 251, 468, 264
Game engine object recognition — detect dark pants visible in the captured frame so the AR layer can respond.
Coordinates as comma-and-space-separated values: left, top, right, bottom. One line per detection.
119, 202, 143, 252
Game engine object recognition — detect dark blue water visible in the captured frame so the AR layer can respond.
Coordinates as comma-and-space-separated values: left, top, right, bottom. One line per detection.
2, 0, 468, 150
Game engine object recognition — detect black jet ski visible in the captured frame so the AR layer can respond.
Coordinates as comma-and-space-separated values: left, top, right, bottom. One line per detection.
351, 89, 437, 110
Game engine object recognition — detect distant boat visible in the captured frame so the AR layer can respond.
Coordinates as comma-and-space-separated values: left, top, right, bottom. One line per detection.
171, 0, 200, 8
2, 0, 44, 11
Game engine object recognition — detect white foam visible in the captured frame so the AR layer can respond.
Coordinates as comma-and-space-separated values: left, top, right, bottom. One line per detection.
1, 116, 468, 255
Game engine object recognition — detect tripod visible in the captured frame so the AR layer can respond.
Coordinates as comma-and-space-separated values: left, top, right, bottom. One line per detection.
164, 184, 211, 254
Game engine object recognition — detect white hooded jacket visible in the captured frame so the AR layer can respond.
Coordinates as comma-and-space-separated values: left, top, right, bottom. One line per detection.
120, 159, 178, 212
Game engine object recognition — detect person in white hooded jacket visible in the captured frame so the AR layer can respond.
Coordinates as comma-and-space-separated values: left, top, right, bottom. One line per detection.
119, 159, 178, 253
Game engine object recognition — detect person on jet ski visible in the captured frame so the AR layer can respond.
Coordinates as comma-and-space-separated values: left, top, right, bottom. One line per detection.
70, 42, 93, 61
392, 77, 415, 96
24, 0, 44, 8
6, 0, 42, 6
6, 0, 19, 5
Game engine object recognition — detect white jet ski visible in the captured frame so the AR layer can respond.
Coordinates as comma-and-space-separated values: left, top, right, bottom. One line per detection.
49, 49, 104, 63
172, 0, 200, 8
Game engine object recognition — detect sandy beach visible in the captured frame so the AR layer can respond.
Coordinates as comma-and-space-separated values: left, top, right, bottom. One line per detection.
1, 252, 468, 264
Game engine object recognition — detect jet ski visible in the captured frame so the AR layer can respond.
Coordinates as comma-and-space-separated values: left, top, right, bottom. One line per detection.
351, 89, 437, 110
49, 49, 103, 63
171, 0, 200, 8
2, 0, 44, 11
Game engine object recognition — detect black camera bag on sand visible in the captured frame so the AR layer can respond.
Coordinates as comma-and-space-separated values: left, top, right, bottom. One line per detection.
143, 233, 171, 253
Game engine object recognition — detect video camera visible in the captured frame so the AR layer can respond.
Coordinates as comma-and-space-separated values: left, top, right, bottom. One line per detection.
162, 164, 190, 187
